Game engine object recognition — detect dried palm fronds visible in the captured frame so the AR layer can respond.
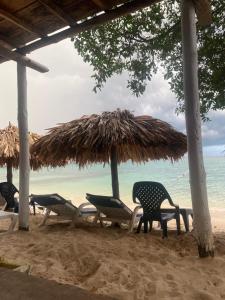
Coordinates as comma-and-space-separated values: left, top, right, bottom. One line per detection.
0, 122, 40, 169
32, 109, 187, 168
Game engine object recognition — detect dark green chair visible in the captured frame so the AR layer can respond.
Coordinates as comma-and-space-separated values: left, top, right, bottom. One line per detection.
0, 182, 19, 212
133, 181, 180, 238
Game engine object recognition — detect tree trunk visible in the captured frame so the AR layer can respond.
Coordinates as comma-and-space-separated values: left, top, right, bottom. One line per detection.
17, 62, 30, 231
6, 160, 13, 184
181, 0, 214, 257
110, 146, 120, 199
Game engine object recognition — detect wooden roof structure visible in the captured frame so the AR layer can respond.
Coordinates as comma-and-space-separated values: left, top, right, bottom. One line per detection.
0, 0, 211, 67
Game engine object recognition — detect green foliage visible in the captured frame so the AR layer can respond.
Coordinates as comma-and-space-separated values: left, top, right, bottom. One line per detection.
73, 0, 225, 117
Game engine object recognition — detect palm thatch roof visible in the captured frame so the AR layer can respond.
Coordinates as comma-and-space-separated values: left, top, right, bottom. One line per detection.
0, 122, 40, 168
31, 109, 187, 168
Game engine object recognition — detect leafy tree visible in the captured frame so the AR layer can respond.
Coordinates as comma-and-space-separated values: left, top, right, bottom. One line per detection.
73, 0, 225, 118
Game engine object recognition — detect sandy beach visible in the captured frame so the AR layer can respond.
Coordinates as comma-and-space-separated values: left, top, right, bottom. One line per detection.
0, 213, 225, 300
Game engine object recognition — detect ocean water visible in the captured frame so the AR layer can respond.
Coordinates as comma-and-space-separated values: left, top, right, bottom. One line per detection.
0, 156, 224, 209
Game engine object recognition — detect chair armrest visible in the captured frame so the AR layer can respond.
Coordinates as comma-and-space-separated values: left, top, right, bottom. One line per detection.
173, 204, 179, 209
168, 198, 179, 210
133, 198, 141, 204
132, 205, 142, 216
78, 202, 95, 211
171, 204, 180, 213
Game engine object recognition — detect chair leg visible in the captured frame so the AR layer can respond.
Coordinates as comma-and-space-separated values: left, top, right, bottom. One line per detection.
99, 218, 104, 227
93, 211, 102, 226
71, 213, 78, 227
33, 204, 36, 215
176, 214, 181, 235
162, 221, 168, 238
130, 205, 141, 233
8, 215, 18, 231
181, 211, 189, 232
144, 220, 148, 233
149, 220, 153, 232
129, 219, 134, 233
136, 217, 143, 233
39, 209, 51, 226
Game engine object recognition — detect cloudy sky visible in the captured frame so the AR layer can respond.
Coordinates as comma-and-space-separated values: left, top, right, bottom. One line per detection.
1, 39, 224, 155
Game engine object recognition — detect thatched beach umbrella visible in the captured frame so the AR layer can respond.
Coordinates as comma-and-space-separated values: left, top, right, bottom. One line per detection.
0, 122, 40, 184
31, 110, 187, 199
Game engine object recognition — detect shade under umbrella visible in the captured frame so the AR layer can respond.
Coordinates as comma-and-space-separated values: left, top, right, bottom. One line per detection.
0, 122, 40, 183
31, 109, 187, 198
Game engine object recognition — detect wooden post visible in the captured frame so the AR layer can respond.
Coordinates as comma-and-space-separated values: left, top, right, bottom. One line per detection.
110, 146, 120, 199
181, 0, 214, 256
6, 160, 13, 184
17, 62, 30, 230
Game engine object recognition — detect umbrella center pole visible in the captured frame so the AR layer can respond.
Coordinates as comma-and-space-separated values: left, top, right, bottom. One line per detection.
6, 161, 13, 184
110, 146, 120, 199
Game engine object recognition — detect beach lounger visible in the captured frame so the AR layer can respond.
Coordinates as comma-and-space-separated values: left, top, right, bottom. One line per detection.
0, 211, 18, 233
86, 193, 142, 232
133, 181, 181, 238
0, 182, 19, 212
30, 193, 97, 226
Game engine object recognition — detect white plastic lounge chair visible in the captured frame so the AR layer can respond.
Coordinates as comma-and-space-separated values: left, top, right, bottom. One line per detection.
30, 193, 97, 226
86, 193, 142, 232
0, 211, 18, 233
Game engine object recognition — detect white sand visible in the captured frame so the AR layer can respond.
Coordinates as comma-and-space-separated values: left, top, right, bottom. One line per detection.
0, 214, 225, 300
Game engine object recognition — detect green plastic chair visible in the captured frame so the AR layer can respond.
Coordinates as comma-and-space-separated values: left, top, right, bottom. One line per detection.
133, 181, 180, 238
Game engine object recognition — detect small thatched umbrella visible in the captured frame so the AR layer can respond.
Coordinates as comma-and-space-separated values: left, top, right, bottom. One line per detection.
0, 122, 40, 184
31, 110, 187, 199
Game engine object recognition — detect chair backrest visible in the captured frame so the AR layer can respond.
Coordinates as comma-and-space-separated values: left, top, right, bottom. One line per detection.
0, 182, 18, 209
30, 194, 77, 217
86, 194, 132, 220
133, 181, 172, 215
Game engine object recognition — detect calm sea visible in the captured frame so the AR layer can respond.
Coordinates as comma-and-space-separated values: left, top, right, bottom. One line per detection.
0, 156, 224, 209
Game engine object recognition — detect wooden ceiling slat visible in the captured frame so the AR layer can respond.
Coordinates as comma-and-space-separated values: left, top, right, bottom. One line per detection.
0, 33, 15, 49
38, 0, 77, 26
91, 0, 109, 9
0, 7, 43, 37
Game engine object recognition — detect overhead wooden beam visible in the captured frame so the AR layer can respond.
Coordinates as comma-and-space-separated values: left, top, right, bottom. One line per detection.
0, 45, 49, 72
0, 7, 42, 37
38, 0, 77, 26
18, 0, 159, 55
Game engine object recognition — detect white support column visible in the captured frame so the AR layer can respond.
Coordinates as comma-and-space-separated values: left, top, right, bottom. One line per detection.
181, 0, 214, 256
17, 62, 30, 230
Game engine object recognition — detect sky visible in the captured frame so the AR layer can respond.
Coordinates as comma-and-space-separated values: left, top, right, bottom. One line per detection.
0, 39, 224, 156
